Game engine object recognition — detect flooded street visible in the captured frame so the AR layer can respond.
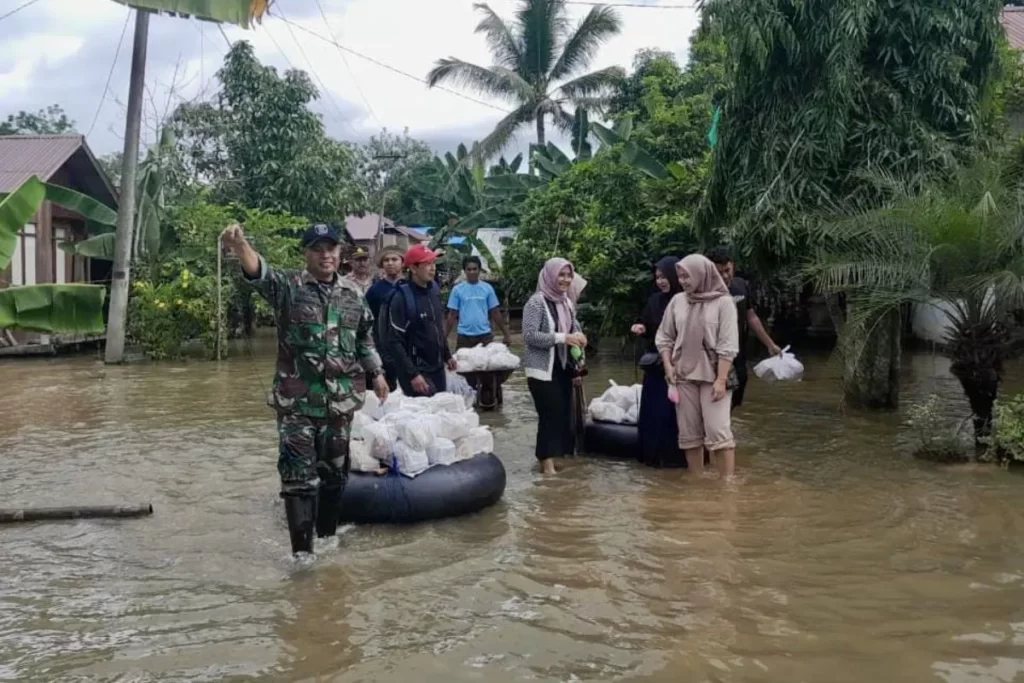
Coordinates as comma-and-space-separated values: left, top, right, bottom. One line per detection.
2, 342, 1024, 682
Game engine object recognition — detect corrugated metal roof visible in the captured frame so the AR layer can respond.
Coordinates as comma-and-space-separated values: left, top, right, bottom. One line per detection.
345, 213, 393, 241
394, 225, 429, 242
1002, 7, 1024, 51
0, 135, 85, 192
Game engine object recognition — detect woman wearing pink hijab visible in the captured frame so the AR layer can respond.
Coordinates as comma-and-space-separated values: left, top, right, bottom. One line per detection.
522, 258, 588, 474
655, 254, 740, 476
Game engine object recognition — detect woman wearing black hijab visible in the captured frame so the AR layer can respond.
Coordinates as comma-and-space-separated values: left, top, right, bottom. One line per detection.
630, 255, 685, 467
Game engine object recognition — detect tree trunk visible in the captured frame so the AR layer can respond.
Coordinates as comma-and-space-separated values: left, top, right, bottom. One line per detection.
536, 114, 546, 147
949, 324, 1005, 448
840, 307, 901, 410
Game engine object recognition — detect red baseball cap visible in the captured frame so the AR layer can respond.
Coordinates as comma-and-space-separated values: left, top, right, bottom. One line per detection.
405, 243, 439, 266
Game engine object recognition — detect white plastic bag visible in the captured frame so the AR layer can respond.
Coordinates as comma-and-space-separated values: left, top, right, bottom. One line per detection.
753, 345, 804, 383
600, 380, 636, 411
445, 372, 477, 408
363, 421, 397, 459
427, 437, 457, 466
361, 391, 384, 420
396, 417, 435, 451
431, 389, 468, 415
589, 398, 628, 424
427, 412, 472, 442
350, 439, 383, 473
393, 441, 430, 477
351, 411, 376, 441
465, 426, 494, 457
624, 405, 639, 424
486, 342, 510, 355
489, 352, 521, 370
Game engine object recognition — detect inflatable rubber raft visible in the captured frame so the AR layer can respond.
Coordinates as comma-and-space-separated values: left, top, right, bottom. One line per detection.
581, 420, 639, 458
338, 452, 506, 524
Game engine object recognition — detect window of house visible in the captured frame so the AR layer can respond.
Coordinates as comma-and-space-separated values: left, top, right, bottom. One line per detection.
54, 227, 68, 284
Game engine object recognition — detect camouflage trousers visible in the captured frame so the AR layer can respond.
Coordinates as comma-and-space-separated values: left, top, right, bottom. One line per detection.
276, 413, 353, 496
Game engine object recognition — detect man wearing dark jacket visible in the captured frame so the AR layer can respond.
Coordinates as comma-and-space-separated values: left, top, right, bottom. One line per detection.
380, 243, 456, 395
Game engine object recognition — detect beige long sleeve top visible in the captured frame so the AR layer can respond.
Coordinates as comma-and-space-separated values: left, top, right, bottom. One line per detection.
655, 293, 740, 383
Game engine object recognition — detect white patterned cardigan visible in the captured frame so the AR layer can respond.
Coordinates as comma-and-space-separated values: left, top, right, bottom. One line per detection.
521, 292, 583, 381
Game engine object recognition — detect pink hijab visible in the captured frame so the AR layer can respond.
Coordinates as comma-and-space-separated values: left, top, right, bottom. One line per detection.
538, 257, 575, 337
674, 254, 729, 375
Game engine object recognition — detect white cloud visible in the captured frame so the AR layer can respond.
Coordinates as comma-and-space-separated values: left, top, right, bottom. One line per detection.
0, 0, 700, 159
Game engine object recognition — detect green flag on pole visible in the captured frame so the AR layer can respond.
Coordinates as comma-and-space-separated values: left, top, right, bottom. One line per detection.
707, 105, 721, 149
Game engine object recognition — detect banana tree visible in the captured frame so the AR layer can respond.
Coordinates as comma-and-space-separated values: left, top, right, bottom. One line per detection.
60, 127, 175, 262
0, 176, 111, 335
589, 114, 669, 179
404, 144, 541, 272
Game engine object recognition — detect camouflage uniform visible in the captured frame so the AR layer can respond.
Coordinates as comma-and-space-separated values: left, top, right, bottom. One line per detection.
245, 256, 381, 496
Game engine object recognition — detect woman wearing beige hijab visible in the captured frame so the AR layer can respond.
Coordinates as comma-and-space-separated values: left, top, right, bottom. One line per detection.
655, 254, 740, 476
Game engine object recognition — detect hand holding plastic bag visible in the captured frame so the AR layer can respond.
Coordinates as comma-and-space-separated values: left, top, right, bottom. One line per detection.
753, 345, 804, 382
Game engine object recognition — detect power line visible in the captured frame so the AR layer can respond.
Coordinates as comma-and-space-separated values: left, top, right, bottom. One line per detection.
273, 7, 359, 138
0, 0, 42, 23
314, 0, 383, 130
277, 17, 511, 114
87, 8, 132, 137
262, 20, 298, 71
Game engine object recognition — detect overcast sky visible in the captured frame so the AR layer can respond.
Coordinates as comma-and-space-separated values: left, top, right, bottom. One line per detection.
0, 0, 700, 160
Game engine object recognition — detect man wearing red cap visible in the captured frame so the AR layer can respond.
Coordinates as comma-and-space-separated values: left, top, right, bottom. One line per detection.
379, 243, 456, 395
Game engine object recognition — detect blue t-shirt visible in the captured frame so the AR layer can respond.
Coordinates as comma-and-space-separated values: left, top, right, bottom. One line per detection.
448, 280, 499, 336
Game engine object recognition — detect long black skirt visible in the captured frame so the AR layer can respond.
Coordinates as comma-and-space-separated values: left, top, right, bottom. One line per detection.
637, 367, 685, 468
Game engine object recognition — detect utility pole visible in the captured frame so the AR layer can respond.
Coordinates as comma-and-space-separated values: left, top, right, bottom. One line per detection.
104, 9, 150, 364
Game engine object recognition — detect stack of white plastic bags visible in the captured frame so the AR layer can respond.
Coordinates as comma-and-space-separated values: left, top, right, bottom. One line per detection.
753, 345, 804, 382
588, 380, 642, 425
349, 378, 494, 478
453, 342, 521, 373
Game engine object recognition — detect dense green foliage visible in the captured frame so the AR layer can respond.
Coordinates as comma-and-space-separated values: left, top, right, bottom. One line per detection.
502, 24, 726, 332
127, 201, 306, 359
697, 0, 1005, 275
171, 42, 364, 222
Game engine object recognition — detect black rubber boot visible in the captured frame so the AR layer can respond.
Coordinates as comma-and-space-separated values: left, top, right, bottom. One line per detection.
282, 494, 317, 555
315, 486, 341, 538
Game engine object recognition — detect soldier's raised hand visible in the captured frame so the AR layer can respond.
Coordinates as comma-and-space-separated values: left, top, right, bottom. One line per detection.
220, 223, 246, 251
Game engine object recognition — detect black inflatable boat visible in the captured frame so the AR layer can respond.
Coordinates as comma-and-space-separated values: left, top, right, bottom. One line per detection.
338, 452, 506, 524
581, 420, 639, 458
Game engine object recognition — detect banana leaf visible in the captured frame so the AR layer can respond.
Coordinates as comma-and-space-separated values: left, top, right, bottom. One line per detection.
43, 183, 118, 226
0, 284, 106, 334
0, 176, 45, 271
60, 233, 116, 260
111, 0, 271, 29
622, 142, 668, 179
590, 122, 624, 148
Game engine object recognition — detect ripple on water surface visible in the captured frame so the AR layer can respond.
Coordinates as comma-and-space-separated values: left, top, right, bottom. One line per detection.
1, 348, 1024, 681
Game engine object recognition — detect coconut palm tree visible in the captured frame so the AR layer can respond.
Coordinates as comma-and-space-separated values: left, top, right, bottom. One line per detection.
426, 0, 624, 161
806, 158, 1024, 448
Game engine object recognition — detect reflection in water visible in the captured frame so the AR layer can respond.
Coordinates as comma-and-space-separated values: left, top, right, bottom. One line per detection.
2, 345, 1024, 681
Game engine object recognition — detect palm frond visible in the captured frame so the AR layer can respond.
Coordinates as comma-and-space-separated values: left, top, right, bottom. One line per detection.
549, 5, 622, 80
473, 3, 523, 70
557, 65, 625, 102
426, 59, 533, 104
516, 0, 569, 80
474, 104, 536, 161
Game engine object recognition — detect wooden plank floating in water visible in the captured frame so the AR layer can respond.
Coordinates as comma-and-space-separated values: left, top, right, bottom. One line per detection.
0, 504, 153, 523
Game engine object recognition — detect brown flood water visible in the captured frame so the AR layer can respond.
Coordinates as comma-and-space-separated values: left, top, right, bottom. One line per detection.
2, 341, 1024, 682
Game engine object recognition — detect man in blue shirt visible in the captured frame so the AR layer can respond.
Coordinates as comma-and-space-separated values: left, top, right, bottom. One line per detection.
445, 256, 511, 349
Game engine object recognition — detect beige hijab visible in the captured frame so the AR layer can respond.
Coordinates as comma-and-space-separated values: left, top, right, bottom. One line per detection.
672, 254, 729, 375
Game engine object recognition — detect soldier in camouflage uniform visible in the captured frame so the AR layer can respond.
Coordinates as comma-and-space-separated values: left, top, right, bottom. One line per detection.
221, 221, 389, 556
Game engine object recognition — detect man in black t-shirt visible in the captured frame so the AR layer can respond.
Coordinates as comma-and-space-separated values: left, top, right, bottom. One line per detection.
705, 246, 782, 409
